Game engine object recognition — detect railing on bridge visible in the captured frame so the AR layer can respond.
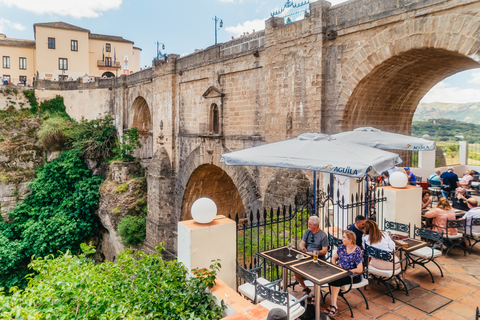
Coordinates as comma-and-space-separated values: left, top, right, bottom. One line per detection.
271, 0, 311, 24
231, 181, 386, 282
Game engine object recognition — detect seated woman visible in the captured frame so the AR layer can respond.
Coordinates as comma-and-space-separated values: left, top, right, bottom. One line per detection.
424, 197, 457, 235
324, 230, 363, 317
459, 169, 474, 189
422, 190, 432, 211
362, 220, 397, 270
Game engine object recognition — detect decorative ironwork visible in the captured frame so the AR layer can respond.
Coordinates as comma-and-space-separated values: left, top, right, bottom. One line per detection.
256, 282, 289, 306
446, 219, 465, 229
414, 226, 442, 242
384, 219, 410, 234
328, 234, 343, 248
365, 244, 394, 262
271, 0, 310, 16
237, 262, 257, 284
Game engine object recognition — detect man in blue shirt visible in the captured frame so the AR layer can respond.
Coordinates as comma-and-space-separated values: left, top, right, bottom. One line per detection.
440, 167, 460, 198
347, 215, 366, 248
404, 167, 417, 186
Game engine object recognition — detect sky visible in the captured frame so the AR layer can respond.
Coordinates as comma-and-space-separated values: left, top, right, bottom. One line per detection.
0, 0, 479, 104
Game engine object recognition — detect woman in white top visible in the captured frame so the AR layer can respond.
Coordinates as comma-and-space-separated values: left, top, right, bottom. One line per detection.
362, 220, 397, 270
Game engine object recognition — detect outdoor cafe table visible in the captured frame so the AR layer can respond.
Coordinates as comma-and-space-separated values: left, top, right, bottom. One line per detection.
258, 246, 351, 320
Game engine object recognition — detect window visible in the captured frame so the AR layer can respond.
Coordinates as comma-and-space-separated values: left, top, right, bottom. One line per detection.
105, 57, 112, 67
71, 40, 78, 51
106, 43, 111, 52
48, 38, 55, 49
212, 104, 220, 134
3, 56, 10, 69
59, 58, 68, 70
19, 57, 26, 70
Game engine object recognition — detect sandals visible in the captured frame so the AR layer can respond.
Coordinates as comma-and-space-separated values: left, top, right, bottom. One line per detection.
324, 305, 338, 316
303, 287, 311, 295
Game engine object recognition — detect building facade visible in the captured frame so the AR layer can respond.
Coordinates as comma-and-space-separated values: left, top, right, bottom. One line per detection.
0, 22, 141, 85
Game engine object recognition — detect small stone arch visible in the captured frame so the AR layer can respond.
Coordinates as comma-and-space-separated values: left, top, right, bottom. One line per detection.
129, 96, 153, 159
333, 12, 480, 134
263, 169, 311, 211
101, 72, 115, 78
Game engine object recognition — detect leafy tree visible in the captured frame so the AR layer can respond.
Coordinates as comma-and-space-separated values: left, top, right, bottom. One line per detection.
113, 127, 142, 161
0, 150, 103, 289
0, 244, 225, 319
36, 116, 72, 150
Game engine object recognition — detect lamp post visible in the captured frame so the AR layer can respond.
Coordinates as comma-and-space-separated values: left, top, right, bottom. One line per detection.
155, 41, 166, 60
213, 16, 223, 45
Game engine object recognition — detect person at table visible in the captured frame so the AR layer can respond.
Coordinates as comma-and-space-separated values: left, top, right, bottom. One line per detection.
362, 220, 398, 269
428, 169, 442, 187
377, 171, 390, 186
404, 167, 417, 186
463, 198, 480, 233
424, 197, 457, 235
347, 215, 366, 248
422, 190, 432, 211
459, 169, 475, 189
324, 230, 363, 317
452, 187, 470, 211
440, 167, 460, 198
295, 216, 329, 294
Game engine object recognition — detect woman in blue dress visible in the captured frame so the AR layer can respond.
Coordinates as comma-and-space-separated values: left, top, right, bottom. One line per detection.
324, 230, 364, 317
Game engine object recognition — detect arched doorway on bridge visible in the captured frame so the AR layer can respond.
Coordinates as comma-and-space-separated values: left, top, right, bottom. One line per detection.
102, 72, 115, 78
341, 48, 480, 167
341, 48, 480, 133
130, 96, 153, 159
180, 164, 245, 221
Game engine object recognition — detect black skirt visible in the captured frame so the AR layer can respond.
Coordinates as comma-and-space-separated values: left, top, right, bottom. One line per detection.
329, 274, 361, 287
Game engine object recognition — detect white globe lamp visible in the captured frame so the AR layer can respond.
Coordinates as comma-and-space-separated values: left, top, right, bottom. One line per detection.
191, 197, 217, 224
390, 171, 408, 188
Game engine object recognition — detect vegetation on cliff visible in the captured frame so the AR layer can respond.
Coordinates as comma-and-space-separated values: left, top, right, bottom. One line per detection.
0, 244, 225, 319
412, 118, 480, 143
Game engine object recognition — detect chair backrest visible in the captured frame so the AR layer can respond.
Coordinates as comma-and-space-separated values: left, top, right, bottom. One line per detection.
328, 234, 343, 248
446, 219, 465, 230
416, 176, 422, 184
414, 225, 442, 242
384, 219, 411, 236
364, 244, 399, 276
471, 218, 480, 230
236, 261, 257, 285
255, 282, 291, 315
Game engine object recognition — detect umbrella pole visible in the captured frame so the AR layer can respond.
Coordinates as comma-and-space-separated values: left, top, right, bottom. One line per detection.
365, 175, 369, 217
313, 171, 316, 217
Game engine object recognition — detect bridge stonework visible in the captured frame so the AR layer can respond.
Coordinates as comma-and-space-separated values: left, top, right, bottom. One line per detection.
34, 0, 480, 254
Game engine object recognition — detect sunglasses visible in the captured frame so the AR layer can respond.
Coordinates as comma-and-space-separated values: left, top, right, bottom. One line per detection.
310, 234, 314, 243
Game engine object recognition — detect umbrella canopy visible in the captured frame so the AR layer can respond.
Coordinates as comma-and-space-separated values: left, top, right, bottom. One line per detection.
220, 133, 402, 178
332, 127, 435, 151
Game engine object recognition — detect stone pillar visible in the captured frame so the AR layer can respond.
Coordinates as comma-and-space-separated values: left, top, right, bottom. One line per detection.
418, 150, 435, 169
459, 141, 468, 165
177, 215, 236, 289
380, 185, 422, 236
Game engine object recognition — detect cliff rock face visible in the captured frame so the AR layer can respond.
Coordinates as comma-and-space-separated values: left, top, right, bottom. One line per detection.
0, 114, 44, 221
96, 161, 147, 262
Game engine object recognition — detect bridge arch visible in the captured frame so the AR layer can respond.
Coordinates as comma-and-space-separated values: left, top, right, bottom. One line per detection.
336, 12, 480, 134
129, 96, 153, 159
177, 145, 261, 222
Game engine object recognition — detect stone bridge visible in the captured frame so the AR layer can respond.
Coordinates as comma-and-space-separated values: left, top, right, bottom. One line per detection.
35, 0, 480, 255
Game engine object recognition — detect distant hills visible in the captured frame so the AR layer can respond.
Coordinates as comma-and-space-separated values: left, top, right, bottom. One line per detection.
414, 102, 480, 124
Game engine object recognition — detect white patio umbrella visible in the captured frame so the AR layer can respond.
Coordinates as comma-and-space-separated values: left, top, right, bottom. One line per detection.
332, 127, 435, 151
220, 133, 402, 178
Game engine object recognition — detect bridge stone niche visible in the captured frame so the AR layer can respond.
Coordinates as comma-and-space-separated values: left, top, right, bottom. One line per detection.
129, 96, 153, 159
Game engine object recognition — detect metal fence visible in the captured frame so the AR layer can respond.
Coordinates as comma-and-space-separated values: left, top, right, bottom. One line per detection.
231, 179, 387, 282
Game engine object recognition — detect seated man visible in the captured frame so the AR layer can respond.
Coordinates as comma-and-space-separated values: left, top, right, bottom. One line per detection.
428, 170, 441, 187
404, 167, 416, 186
440, 167, 460, 198
294, 216, 328, 294
347, 215, 366, 248
452, 187, 470, 211
462, 198, 480, 233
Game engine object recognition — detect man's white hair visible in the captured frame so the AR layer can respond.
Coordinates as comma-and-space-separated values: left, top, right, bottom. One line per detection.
308, 215, 320, 226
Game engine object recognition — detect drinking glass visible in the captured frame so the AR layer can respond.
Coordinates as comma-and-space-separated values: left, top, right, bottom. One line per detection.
313, 250, 318, 263
287, 240, 293, 257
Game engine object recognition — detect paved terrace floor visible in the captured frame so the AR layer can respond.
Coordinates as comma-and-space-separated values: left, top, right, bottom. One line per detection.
290, 244, 480, 320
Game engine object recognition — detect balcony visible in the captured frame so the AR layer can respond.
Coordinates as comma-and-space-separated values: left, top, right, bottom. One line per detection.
97, 60, 121, 69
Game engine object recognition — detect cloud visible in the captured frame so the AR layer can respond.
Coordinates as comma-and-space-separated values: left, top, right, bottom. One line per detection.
225, 19, 266, 37
0, 0, 122, 19
421, 81, 480, 103
0, 18, 26, 33
468, 70, 480, 85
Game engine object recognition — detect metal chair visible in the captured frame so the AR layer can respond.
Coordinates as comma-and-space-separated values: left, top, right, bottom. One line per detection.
415, 176, 422, 186
236, 261, 279, 303
322, 234, 369, 318
384, 219, 411, 237
476, 306, 479, 320
433, 219, 467, 256
408, 226, 444, 283
466, 217, 480, 254
364, 244, 408, 303
256, 282, 308, 320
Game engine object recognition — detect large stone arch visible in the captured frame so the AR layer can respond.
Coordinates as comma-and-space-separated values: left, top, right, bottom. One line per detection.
176, 145, 261, 222
334, 12, 480, 134
129, 96, 153, 159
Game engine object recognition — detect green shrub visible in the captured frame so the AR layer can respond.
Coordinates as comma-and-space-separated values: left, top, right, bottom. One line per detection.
0, 244, 225, 319
115, 183, 128, 194
0, 150, 104, 289
113, 127, 142, 161
117, 215, 146, 246
36, 116, 72, 151
23, 89, 38, 113
38, 95, 69, 118
112, 204, 121, 215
